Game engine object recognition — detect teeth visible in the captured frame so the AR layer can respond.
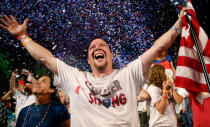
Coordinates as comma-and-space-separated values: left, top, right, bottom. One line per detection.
96, 54, 103, 57
95, 53, 104, 59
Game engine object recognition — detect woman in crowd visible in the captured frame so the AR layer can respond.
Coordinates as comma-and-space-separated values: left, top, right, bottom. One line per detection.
147, 65, 181, 127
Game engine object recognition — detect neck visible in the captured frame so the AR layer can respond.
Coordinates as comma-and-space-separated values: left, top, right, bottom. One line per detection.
92, 68, 114, 78
35, 94, 51, 105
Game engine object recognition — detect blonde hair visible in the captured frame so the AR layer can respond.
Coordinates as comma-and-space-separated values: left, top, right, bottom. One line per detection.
148, 65, 166, 89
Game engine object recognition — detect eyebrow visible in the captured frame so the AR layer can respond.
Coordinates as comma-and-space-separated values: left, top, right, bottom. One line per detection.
38, 79, 48, 82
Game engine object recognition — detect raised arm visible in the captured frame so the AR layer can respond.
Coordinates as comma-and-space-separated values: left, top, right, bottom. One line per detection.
10, 69, 18, 96
140, 8, 189, 78
0, 15, 58, 75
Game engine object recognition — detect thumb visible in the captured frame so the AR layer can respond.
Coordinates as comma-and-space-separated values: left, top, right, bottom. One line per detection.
23, 18, 29, 27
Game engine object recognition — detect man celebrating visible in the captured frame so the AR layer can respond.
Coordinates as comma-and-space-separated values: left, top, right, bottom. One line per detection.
0, 8, 189, 126
16, 76, 70, 127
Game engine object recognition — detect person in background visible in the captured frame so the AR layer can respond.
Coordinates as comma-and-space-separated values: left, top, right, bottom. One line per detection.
147, 65, 183, 127
16, 76, 70, 127
0, 91, 10, 127
10, 69, 36, 119
153, 50, 176, 78
180, 95, 193, 127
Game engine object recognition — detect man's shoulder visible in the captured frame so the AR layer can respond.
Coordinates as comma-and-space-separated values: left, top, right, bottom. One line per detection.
20, 103, 34, 113
51, 102, 67, 110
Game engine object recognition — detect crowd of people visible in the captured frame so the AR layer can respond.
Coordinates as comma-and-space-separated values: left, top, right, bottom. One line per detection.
0, 69, 71, 127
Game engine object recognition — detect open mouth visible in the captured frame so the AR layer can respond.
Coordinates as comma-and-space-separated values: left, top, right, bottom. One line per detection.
95, 53, 104, 60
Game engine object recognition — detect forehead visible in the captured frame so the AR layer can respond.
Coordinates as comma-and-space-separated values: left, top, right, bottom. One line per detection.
89, 39, 108, 48
25, 83, 32, 85
38, 76, 50, 82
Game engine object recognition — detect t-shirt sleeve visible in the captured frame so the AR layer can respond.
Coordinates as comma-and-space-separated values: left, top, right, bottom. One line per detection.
126, 56, 147, 93
143, 83, 149, 91
57, 104, 70, 122
53, 59, 80, 95
176, 87, 189, 98
147, 85, 162, 106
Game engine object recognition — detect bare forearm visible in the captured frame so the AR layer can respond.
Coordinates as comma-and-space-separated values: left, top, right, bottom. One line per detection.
140, 19, 181, 77
10, 77, 16, 96
172, 89, 184, 104
0, 90, 12, 101
22, 39, 58, 74
155, 93, 168, 114
153, 18, 181, 52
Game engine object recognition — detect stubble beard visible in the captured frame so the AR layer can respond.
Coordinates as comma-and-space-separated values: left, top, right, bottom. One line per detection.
93, 60, 108, 71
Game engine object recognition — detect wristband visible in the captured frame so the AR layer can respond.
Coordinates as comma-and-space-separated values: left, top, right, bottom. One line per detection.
171, 26, 181, 35
17, 33, 29, 40
163, 89, 169, 93
22, 38, 32, 47
162, 95, 168, 99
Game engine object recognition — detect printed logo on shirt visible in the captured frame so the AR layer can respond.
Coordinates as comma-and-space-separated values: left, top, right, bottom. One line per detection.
86, 80, 127, 108
85, 80, 122, 96
89, 93, 127, 108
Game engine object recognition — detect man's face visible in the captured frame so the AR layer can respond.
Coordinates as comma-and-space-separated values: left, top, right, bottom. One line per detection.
32, 76, 53, 95
87, 39, 113, 70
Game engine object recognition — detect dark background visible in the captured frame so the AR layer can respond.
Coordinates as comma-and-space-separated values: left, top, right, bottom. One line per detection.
0, 0, 209, 93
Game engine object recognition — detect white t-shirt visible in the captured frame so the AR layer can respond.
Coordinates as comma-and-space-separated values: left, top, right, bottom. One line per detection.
137, 101, 147, 112
13, 90, 36, 119
175, 87, 189, 113
138, 83, 149, 112
147, 85, 177, 127
54, 57, 145, 127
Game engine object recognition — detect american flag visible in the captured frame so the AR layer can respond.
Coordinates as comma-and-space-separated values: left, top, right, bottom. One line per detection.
171, 0, 210, 126
172, 0, 210, 93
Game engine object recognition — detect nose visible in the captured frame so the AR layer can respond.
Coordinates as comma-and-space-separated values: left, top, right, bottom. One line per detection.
95, 48, 102, 51
35, 81, 40, 85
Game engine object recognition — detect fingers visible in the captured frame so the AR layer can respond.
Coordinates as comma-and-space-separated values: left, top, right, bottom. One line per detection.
0, 15, 17, 29
23, 18, 28, 27
0, 23, 8, 30
0, 18, 9, 27
22, 69, 30, 75
162, 81, 167, 87
3, 15, 13, 24
179, 7, 191, 18
10, 15, 18, 23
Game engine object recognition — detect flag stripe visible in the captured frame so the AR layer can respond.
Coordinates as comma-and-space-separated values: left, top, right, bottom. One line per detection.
176, 66, 210, 84
176, 56, 210, 73
175, 76, 208, 92
198, 27, 208, 52
178, 46, 210, 64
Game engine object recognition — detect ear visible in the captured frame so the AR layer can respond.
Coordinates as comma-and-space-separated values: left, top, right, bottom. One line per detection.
87, 57, 90, 65
111, 52, 114, 60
